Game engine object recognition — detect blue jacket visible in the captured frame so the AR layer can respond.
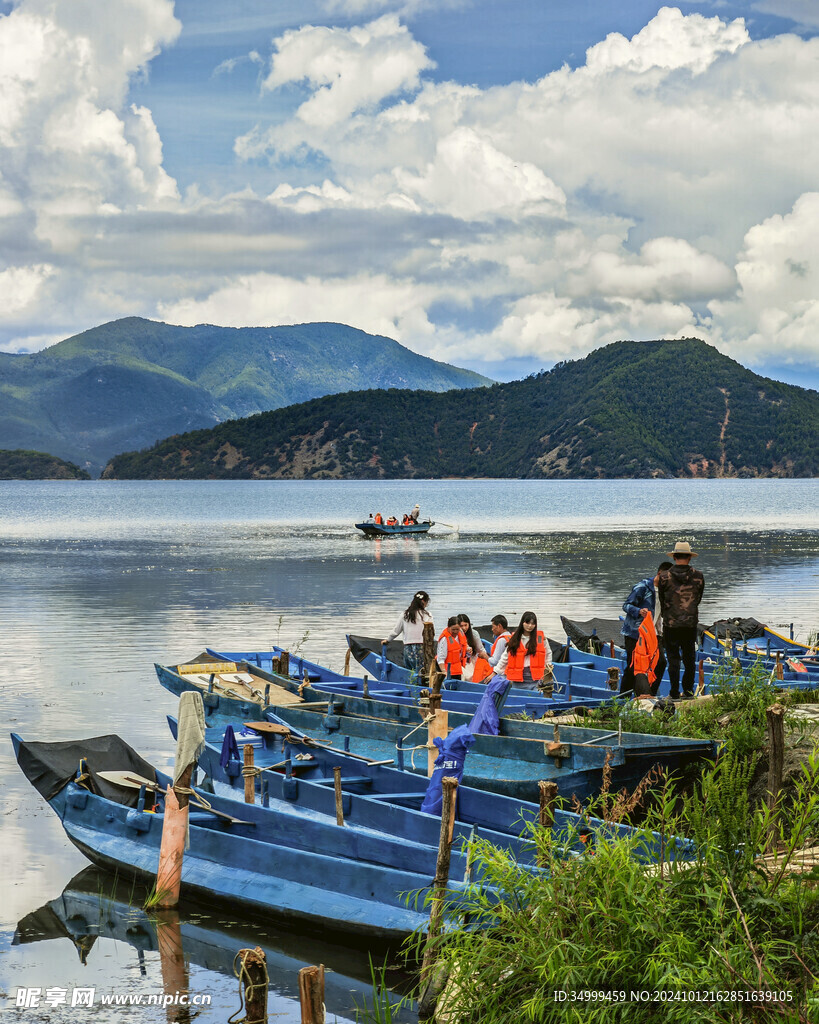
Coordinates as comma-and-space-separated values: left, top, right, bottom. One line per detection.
621, 577, 656, 639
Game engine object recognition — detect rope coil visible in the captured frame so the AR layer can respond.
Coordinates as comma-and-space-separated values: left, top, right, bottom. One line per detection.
228, 948, 277, 1024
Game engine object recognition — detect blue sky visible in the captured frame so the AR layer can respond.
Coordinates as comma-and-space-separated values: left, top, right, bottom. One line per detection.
1, 0, 818, 388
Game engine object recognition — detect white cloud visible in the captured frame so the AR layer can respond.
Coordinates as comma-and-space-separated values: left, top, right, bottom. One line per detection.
261, 14, 434, 126
1, 3, 818, 379
0, 264, 54, 317
708, 191, 819, 364
159, 271, 439, 344
585, 5, 747, 75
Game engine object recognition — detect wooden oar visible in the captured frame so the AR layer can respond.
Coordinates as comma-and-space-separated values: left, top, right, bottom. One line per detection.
97, 771, 255, 825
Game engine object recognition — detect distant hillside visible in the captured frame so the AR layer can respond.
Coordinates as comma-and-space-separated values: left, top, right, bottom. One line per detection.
104, 339, 819, 480
0, 449, 90, 480
0, 318, 489, 475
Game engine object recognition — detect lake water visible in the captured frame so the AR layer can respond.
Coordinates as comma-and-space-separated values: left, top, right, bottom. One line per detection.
1, 479, 818, 1022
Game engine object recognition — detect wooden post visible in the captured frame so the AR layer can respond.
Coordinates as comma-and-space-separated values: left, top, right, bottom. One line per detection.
606, 667, 619, 691
244, 744, 255, 804
271, 655, 281, 675
299, 964, 325, 1024
421, 777, 459, 985
422, 621, 436, 683
280, 651, 290, 678
428, 709, 448, 777
609, 641, 615, 658
428, 690, 442, 716
343, 648, 351, 676
333, 766, 344, 826
698, 660, 705, 692
362, 674, 369, 698
155, 763, 193, 908
775, 651, 784, 681
236, 947, 268, 1024
766, 703, 785, 826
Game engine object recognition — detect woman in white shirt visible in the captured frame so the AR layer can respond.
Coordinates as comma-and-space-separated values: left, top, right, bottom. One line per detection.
382, 590, 432, 675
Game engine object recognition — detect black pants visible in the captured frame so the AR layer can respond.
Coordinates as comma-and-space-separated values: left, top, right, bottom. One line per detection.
664, 625, 697, 697
620, 636, 668, 696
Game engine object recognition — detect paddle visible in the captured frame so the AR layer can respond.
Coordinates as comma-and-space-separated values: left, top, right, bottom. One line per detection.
435, 521, 460, 531
97, 771, 255, 825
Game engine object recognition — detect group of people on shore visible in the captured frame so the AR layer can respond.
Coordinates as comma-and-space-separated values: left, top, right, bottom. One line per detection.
382, 591, 554, 691
380, 539, 704, 700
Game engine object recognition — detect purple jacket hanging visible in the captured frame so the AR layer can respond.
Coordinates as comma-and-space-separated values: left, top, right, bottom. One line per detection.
420, 724, 475, 815
219, 725, 239, 769
468, 674, 511, 736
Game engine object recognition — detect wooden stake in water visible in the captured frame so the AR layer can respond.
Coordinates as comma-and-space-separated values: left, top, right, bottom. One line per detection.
155, 763, 193, 909
299, 964, 325, 1024
236, 947, 268, 1024
343, 648, 351, 676
422, 621, 436, 683
421, 777, 459, 987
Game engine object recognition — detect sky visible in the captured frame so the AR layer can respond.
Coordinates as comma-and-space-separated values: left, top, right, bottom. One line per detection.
1, 1, 818, 387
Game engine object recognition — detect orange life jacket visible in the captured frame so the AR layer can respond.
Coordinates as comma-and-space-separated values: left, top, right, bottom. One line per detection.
506, 630, 547, 682
632, 614, 659, 684
439, 629, 468, 675
386, 517, 397, 526
490, 631, 512, 657
374, 514, 383, 524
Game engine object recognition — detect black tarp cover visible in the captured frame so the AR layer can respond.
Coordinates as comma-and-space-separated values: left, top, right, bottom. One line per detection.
700, 618, 766, 641
560, 615, 623, 651
16, 734, 159, 808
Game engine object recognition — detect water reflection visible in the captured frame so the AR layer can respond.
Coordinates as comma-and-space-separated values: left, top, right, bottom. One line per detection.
12, 868, 414, 1024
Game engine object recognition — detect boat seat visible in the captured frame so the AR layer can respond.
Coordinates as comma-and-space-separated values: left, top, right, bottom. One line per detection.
313, 770, 374, 786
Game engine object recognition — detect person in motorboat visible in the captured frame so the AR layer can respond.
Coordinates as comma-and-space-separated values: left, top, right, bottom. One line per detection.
410, 503, 420, 523
382, 590, 433, 676
364, 512, 375, 525
437, 616, 468, 680
493, 612, 553, 691
619, 560, 672, 697
485, 615, 512, 675
386, 515, 398, 526
374, 512, 383, 525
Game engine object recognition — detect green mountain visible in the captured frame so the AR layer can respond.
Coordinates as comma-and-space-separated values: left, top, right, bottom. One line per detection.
0, 317, 489, 475
103, 338, 819, 480
0, 449, 90, 480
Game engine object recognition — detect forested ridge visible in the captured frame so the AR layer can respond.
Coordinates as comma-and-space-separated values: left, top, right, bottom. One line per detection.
104, 339, 819, 480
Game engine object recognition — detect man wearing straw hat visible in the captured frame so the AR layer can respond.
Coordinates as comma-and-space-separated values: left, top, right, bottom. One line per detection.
657, 541, 705, 700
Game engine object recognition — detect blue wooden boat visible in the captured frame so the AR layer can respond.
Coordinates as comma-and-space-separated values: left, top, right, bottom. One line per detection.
170, 715, 694, 866
14, 868, 399, 1019
176, 702, 627, 804
11, 732, 467, 943
355, 520, 433, 537
200, 647, 603, 715
155, 660, 717, 799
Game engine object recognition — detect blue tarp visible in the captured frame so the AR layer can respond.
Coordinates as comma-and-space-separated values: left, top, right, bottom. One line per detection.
219, 725, 239, 769
468, 674, 511, 735
420, 724, 475, 815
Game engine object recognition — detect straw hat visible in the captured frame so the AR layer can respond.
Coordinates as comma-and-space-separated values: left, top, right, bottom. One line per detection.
668, 541, 698, 558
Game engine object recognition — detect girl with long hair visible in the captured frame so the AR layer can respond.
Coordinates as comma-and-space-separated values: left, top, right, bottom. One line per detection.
495, 611, 552, 690
382, 590, 432, 675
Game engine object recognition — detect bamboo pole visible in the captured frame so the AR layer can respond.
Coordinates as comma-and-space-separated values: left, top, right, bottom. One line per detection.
333, 766, 344, 826
244, 744, 255, 804
343, 648, 351, 676
299, 964, 325, 1024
